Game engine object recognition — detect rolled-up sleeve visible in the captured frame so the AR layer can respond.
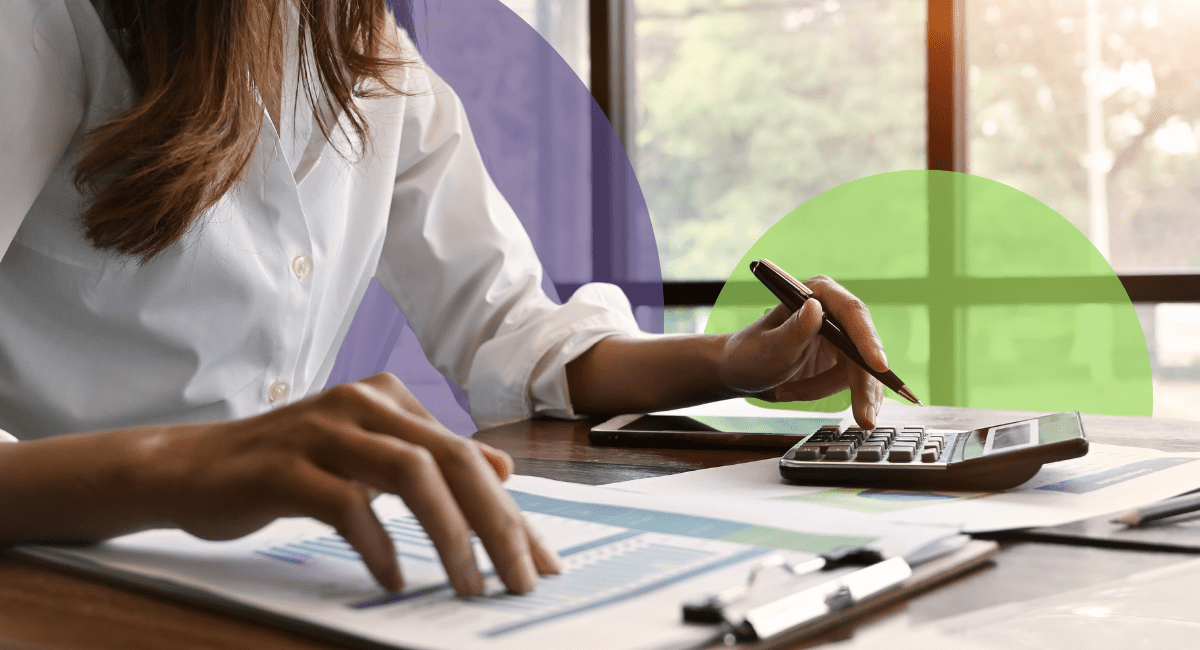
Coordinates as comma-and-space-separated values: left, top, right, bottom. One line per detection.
375, 57, 644, 429
1, 0, 85, 261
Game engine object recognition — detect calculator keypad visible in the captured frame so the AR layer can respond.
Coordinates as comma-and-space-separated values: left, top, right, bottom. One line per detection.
783, 425, 956, 465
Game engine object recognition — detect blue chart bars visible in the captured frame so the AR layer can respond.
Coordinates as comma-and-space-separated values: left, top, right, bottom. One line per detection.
475, 538, 767, 636
251, 490, 862, 638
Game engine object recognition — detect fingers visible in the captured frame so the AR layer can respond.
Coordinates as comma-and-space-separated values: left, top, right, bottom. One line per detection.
280, 461, 403, 592
320, 374, 546, 594
804, 276, 889, 373
847, 361, 882, 430
430, 438, 540, 594
754, 302, 796, 331
474, 441, 515, 482
317, 431, 484, 597
775, 347, 883, 430
523, 515, 563, 576
774, 356, 850, 402
750, 300, 826, 386
773, 299, 825, 358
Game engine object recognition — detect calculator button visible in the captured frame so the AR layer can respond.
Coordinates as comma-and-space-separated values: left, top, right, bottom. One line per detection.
790, 446, 822, 461
856, 445, 884, 462
895, 435, 921, 445
887, 447, 915, 462
835, 434, 863, 446
921, 447, 941, 463
824, 444, 855, 461
808, 431, 837, 443
873, 427, 896, 436
867, 434, 891, 445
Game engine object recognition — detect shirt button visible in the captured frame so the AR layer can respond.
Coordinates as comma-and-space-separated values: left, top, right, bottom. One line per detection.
268, 381, 289, 403
292, 255, 312, 278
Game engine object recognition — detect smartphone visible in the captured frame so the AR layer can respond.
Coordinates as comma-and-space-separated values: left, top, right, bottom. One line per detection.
590, 414, 843, 450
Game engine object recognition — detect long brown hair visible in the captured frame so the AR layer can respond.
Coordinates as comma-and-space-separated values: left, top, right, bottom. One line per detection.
75, 0, 413, 262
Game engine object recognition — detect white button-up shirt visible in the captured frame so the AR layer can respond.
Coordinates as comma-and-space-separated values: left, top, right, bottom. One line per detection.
0, 0, 641, 440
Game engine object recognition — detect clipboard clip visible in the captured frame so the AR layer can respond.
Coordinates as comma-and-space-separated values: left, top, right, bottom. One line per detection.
682, 546, 884, 624
681, 547, 912, 643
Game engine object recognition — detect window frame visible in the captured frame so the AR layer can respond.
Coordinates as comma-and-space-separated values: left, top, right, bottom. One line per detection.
585, 0, 1200, 405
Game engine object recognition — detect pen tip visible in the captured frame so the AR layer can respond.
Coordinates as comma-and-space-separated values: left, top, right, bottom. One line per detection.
896, 386, 922, 406
1111, 510, 1141, 526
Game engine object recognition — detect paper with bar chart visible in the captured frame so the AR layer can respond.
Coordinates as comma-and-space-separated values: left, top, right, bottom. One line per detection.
609, 443, 1200, 533
15, 476, 953, 650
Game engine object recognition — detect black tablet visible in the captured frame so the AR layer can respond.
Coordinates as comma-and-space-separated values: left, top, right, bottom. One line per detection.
590, 413, 845, 450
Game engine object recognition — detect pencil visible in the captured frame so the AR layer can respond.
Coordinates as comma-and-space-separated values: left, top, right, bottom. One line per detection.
1111, 491, 1200, 527
749, 259, 923, 406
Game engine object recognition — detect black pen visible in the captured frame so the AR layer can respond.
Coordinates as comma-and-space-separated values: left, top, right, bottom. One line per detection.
749, 259, 923, 406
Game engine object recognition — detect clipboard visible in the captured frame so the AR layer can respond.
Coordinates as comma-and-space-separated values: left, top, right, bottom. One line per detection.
682, 537, 999, 648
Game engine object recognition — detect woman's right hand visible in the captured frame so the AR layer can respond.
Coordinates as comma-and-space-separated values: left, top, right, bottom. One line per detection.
0, 373, 560, 596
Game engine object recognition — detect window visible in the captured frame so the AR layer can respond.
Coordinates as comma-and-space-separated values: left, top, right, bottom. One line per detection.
635, 0, 926, 280
967, 0, 1200, 418
502, 0, 1200, 419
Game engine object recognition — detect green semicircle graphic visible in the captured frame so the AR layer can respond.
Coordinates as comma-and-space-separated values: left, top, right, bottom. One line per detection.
703, 170, 1152, 416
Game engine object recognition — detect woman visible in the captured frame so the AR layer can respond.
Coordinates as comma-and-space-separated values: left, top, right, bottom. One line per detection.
0, 0, 890, 597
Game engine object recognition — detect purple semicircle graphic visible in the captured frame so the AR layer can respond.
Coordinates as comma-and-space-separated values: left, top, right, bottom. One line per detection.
326, 0, 664, 435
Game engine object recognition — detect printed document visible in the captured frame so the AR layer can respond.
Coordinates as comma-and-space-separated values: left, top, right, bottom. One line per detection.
16, 476, 954, 650
608, 443, 1200, 533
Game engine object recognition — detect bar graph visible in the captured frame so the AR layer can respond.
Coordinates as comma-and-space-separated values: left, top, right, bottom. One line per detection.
475, 534, 768, 637
252, 489, 876, 638
256, 514, 443, 565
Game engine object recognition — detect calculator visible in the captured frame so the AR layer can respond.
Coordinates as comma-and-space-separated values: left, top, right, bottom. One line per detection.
779, 411, 1088, 491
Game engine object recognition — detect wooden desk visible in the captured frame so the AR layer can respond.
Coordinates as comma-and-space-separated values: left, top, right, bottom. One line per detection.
2, 404, 1198, 649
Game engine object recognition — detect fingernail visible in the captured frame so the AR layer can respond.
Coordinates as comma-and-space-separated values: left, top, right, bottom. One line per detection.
877, 347, 889, 370
542, 546, 563, 574
524, 519, 563, 575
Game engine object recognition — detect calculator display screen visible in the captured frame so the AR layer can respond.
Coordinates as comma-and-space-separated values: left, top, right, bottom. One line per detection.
991, 423, 1032, 450
959, 413, 1082, 460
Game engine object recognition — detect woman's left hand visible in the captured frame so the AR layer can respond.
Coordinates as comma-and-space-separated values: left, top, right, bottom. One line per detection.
716, 275, 888, 429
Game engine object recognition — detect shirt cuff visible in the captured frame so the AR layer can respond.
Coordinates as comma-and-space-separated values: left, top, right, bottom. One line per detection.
0, 429, 16, 442
466, 282, 647, 428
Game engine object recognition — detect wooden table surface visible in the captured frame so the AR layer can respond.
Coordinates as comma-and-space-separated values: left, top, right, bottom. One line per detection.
3, 404, 1198, 649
